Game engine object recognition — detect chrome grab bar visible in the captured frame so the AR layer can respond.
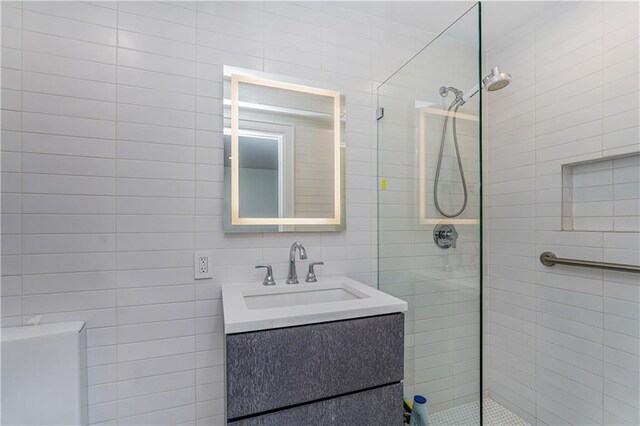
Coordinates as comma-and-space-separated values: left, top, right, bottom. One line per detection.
540, 251, 640, 273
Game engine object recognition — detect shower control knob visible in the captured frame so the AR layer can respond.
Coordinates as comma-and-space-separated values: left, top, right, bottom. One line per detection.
433, 224, 458, 249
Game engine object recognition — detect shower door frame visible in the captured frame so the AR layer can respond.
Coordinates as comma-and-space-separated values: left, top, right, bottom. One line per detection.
478, 3, 483, 425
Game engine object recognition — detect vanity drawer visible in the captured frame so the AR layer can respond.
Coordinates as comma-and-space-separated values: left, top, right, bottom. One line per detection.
228, 383, 403, 426
226, 313, 404, 420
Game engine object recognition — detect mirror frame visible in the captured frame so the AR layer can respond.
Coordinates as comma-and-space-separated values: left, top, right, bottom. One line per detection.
229, 72, 343, 226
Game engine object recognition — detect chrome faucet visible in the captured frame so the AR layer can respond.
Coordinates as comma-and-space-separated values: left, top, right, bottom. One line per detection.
286, 242, 307, 284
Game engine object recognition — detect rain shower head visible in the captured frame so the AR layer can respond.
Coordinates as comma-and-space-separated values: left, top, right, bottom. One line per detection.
482, 66, 511, 91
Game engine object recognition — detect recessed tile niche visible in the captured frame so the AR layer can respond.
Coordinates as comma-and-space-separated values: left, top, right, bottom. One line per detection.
562, 154, 640, 232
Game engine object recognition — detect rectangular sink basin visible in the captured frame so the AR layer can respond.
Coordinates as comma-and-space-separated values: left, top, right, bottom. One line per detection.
244, 287, 361, 310
222, 276, 407, 334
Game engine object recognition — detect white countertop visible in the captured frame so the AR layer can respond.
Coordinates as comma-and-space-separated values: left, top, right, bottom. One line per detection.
222, 276, 408, 334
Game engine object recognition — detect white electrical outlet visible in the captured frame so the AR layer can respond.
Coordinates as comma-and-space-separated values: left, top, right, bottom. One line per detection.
199, 257, 208, 273
194, 251, 213, 279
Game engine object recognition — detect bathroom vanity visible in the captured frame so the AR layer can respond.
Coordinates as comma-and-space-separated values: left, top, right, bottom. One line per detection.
222, 277, 407, 425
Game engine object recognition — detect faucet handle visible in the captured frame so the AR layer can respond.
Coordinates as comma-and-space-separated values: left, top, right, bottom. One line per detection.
305, 262, 324, 283
255, 265, 276, 286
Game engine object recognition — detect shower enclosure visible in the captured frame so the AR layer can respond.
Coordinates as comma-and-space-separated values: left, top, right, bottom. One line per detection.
376, 4, 482, 422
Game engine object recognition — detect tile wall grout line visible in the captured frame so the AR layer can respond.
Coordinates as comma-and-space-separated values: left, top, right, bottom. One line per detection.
115, 1, 120, 422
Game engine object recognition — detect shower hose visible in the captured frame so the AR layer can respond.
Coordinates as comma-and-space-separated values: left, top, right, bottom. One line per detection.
433, 99, 468, 218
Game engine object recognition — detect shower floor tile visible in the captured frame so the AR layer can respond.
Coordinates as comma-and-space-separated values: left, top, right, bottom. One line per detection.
429, 397, 530, 426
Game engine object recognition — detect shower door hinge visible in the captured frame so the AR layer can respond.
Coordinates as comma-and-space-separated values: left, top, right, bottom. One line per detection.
376, 107, 384, 120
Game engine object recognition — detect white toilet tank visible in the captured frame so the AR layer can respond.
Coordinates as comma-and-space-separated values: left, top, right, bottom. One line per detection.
1, 321, 87, 426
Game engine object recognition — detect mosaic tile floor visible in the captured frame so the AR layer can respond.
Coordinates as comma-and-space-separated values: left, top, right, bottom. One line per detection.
429, 397, 530, 426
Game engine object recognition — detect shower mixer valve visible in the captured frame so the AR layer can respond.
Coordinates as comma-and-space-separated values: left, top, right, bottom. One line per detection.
433, 224, 458, 249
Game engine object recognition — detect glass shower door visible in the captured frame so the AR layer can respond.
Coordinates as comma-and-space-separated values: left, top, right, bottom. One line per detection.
376, 4, 482, 423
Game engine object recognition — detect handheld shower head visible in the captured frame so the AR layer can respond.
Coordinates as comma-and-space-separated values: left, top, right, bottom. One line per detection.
444, 66, 511, 105
482, 66, 511, 91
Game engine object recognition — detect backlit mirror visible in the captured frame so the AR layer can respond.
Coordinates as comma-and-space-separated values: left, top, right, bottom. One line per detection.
223, 66, 345, 233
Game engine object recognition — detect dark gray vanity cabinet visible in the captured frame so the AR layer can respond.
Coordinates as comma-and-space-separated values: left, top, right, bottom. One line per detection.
226, 313, 404, 425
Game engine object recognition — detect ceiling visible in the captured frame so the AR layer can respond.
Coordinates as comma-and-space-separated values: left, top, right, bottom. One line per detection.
338, 1, 554, 50
338, 1, 474, 39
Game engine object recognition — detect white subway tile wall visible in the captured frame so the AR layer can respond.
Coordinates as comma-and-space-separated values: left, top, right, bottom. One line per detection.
484, 2, 639, 425
0, 2, 436, 424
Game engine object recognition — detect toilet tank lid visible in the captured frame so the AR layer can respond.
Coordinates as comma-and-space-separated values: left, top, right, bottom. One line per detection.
1, 321, 85, 342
